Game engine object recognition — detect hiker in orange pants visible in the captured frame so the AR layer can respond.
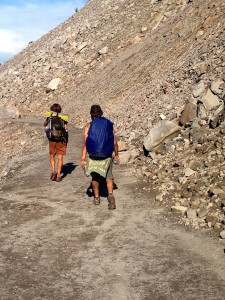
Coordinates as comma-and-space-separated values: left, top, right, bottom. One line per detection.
44, 103, 68, 182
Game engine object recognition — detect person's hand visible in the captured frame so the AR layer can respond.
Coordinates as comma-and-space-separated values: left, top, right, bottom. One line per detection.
81, 159, 86, 169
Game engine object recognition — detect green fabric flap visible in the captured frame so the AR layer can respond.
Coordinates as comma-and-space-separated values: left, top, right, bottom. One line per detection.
86, 157, 111, 178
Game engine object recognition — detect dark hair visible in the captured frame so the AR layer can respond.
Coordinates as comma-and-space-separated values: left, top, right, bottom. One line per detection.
50, 103, 62, 114
90, 104, 103, 117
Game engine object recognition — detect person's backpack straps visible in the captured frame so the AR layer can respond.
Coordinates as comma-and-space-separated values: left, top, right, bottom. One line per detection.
45, 113, 53, 139
45, 111, 69, 122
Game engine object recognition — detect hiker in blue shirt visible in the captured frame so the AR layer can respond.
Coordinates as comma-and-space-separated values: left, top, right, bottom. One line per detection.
81, 104, 119, 209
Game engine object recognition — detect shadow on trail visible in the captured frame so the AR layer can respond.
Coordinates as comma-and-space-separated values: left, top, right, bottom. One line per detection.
86, 177, 118, 198
61, 162, 78, 179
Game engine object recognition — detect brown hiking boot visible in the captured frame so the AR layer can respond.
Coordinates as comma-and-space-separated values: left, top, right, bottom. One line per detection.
50, 172, 57, 181
108, 194, 116, 209
93, 197, 100, 205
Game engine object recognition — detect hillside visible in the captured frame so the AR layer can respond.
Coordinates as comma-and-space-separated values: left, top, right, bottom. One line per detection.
0, 0, 225, 235
0, 0, 224, 127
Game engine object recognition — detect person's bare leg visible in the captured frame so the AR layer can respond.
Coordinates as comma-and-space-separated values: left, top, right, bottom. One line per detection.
57, 154, 63, 178
91, 178, 100, 205
106, 178, 114, 195
92, 179, 100, 198
50, 154, 56, 173
106, 178, 116, 209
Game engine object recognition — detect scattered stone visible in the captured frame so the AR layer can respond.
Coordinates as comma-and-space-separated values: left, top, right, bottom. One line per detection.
46, 78, 62, 93
118, 140, 128, 152
119, 151, 131, 164
200, 89, 220, 111
0, 107, 20, 119
171, 205, 188, 214
219, 230, 225, 239
186, 208, 197, 219
98, 46, 108, 55
211, 79, 224, 95
179, 101, 197, 125
141, 27, 148, 33
184, 168, 196, 177
192, 81, 206, 98
197, 209, 209, 218
205, 215, 219, 227
77, 42, 88, 51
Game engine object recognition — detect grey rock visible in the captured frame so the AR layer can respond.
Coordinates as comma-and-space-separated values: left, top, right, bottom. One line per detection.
211, 79, 224, 95
119, 151, 131, 164
144, 120, 180, 151
77, 42, 88, 51
197, 209, 208, 218
192, 81, 206, 98
171, 205, 188, 214
98, 46, 108, 55
190, 199, 200, 209
205, 215, 218, 226
0, 107, 20, 119
180, 129, 190, 139
220, 230, 225, 239
184, 168, 196, 177
179, 101, 197, 125
131, 149, 140, 160
197, 103, 208, 119
191, 130, 207, 144
129, 131, 140, 142
46, 78, 62, 93
200, 89, 221, 111
210, 101, 224, 128
186, 208, 197, 219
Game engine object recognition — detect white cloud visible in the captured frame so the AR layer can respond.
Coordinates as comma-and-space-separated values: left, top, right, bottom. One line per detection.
0, 1, 87, 63
0, 29, 27, 54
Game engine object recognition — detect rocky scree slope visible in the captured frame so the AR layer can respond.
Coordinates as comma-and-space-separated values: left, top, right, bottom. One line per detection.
0, 0, 223, 131
0, 0, 225, 236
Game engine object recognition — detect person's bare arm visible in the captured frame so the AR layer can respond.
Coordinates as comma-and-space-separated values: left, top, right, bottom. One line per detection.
81, 123, 90, 169
113, 132, 120, 162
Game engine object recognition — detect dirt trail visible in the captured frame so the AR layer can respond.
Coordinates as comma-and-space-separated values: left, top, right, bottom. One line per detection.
1, 121, 225, 300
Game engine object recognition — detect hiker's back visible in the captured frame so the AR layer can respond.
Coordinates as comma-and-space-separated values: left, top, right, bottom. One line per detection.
86, 117, 114, 158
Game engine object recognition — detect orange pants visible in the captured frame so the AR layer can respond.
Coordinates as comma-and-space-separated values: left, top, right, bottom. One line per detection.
49, 141, 67, 155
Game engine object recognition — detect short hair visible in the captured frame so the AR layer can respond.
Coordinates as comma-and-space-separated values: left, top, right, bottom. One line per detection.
90, 105, 103, 117
50, 103, 62, 113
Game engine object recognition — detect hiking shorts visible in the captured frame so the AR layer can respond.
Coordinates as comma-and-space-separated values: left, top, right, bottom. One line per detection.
49, 141, 67, 156
91, 158, 113, 180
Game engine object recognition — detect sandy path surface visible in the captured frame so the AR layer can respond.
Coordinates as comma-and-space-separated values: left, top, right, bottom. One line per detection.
1, 121, 225, 300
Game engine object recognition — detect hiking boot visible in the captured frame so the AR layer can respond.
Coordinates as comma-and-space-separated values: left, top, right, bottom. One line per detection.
108, 194, 116, 210
51, 172, 57, 181
93, 197, 100, 205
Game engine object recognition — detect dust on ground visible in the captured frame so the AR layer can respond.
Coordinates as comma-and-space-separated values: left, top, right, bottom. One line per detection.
1, 121, 225, 300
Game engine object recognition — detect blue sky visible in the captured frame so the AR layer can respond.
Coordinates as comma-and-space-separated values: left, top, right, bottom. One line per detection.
0, 0, 88, 64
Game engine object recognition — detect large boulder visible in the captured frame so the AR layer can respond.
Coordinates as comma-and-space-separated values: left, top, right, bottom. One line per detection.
0, 107, 20, 119
46, 78, 62, 93
144, 120, 180, 151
